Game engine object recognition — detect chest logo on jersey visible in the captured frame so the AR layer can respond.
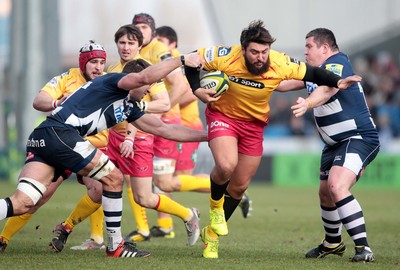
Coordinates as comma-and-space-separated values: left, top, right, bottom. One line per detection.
217, 47, 231, 57
228, 75, 264, 89
326, 64, 343, 76
114, 97, 134, 123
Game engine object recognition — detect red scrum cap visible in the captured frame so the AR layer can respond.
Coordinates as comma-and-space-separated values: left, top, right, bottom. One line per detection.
79, 40, 107, 74
132, 13, 155, 31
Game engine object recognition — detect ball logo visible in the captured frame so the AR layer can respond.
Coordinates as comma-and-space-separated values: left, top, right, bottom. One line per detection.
202, 81, 217, 89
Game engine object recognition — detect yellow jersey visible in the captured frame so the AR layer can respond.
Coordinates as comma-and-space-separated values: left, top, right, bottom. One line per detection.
198, 45, 307, 124
41, 68, 109, 147
140, 39, 180, 121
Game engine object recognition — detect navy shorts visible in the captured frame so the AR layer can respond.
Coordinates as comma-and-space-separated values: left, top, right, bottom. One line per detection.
25, 126, 97, 173
320, 139, 380, 180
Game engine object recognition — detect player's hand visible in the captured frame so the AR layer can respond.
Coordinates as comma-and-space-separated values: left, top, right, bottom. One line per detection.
194, 87, 221, 104
291, 97, 308, 118
120, 140, 134, 158
337, 75, 362, 90
183, 52, 205, 70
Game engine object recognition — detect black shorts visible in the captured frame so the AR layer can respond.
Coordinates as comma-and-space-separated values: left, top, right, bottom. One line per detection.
320, 139, 380, 180
25, 126, 97, 173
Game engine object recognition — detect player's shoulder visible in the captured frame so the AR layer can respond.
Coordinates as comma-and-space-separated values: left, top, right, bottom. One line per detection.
324, 52, 352, 76
200, 45, 241, 64
150, 39, 172, 60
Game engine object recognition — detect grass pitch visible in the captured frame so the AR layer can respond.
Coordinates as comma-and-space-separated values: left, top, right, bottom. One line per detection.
0, 180, 399, 270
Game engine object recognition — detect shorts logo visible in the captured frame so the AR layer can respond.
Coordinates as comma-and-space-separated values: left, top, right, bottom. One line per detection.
217, 47, 231, 57
210, 120, 229, 129
26, 138, 46, 147
334, 155, 342, 162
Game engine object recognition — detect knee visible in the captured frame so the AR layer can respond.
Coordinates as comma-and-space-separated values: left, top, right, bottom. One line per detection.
153, 180, 173, 193
133, 192, 154, 208
84, 178, 103, 203
14, 178, 47, 215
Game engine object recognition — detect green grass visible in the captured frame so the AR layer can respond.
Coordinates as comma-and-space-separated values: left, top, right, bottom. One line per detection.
0, 181, 399, 270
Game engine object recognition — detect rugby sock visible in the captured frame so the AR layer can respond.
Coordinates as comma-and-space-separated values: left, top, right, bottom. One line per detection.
102, 190, 123, 251
127, 187, 149, 235
155, 194, 191, 221
210, 178, 229, 201
157, 217, 174, 232
320, 205, 343, 245
336, 195, 369, 247
64, 193, 101, 230
0, 198, 13, 220
178, 175, 210, 192
223, 191, 241, 221
89, 207, 105, 244
1, 213, 33, 242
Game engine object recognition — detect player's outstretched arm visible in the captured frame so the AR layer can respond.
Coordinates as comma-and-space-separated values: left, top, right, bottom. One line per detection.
291, 86, 339, 117
118, 52, 204, 91
132, 114, 208, 142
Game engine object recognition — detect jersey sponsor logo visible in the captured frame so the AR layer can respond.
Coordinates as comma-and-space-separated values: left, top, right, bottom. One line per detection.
205, 47, 215, 62
48, 77, 59, 88
217, 47, 231, 57
114, 97, 134, 123
290, 57, 300, 65
325, 64, 343, 76
26, 138, 46, 147
228, 75, 264, 89
305, 81, 318, 94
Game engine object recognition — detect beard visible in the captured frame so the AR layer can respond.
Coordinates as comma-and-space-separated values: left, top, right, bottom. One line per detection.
245, 56, 270, 75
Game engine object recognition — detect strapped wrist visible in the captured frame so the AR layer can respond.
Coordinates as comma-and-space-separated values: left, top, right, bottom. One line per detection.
124, 137, 134, 146
52, 100, 58, 109
306, 98, 313, 109
180, 55, 185, 65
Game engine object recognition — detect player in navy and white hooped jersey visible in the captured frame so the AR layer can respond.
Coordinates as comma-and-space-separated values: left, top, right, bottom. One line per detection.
278, 28, 379, 263
304, 53, 379, 147
0, 54, 206, 258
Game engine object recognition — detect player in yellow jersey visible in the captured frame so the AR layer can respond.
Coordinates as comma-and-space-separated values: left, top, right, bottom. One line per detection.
0, 41, 108, 253
184, 20, 362, 259
155, 25, 253, 220
131, 12, 188, 239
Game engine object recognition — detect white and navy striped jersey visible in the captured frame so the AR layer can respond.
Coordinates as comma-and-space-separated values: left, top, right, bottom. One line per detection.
306, 52, 379, 146
38, 73, 144, 138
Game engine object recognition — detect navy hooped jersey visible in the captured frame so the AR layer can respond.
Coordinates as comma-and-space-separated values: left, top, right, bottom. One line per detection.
38, 73, 144, 137
305, 52, 379, 146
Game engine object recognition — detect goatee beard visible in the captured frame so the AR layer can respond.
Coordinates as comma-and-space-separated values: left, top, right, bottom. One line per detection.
245, 57, 270, 75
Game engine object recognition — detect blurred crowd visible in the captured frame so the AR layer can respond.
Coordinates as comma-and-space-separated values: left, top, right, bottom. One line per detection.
266, 50, 400, 148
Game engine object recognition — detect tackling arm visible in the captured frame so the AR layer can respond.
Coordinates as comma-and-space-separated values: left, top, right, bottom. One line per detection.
291, 86, 339, 117
132, 114, 208, 142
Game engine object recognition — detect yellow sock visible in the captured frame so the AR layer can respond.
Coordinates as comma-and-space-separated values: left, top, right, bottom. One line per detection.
156, 194, 191, 222
210, 195, 224, 210
127, 187, 149, 235
64, 193, 101, 230
178, 175, 210, 192
89, 206, 104, 244
0, 213, 33, 242
207, 226, 219, 239
157, 217, 174, 231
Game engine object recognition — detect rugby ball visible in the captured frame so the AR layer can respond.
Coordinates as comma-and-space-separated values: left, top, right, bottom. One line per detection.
200, 71, 230, 97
